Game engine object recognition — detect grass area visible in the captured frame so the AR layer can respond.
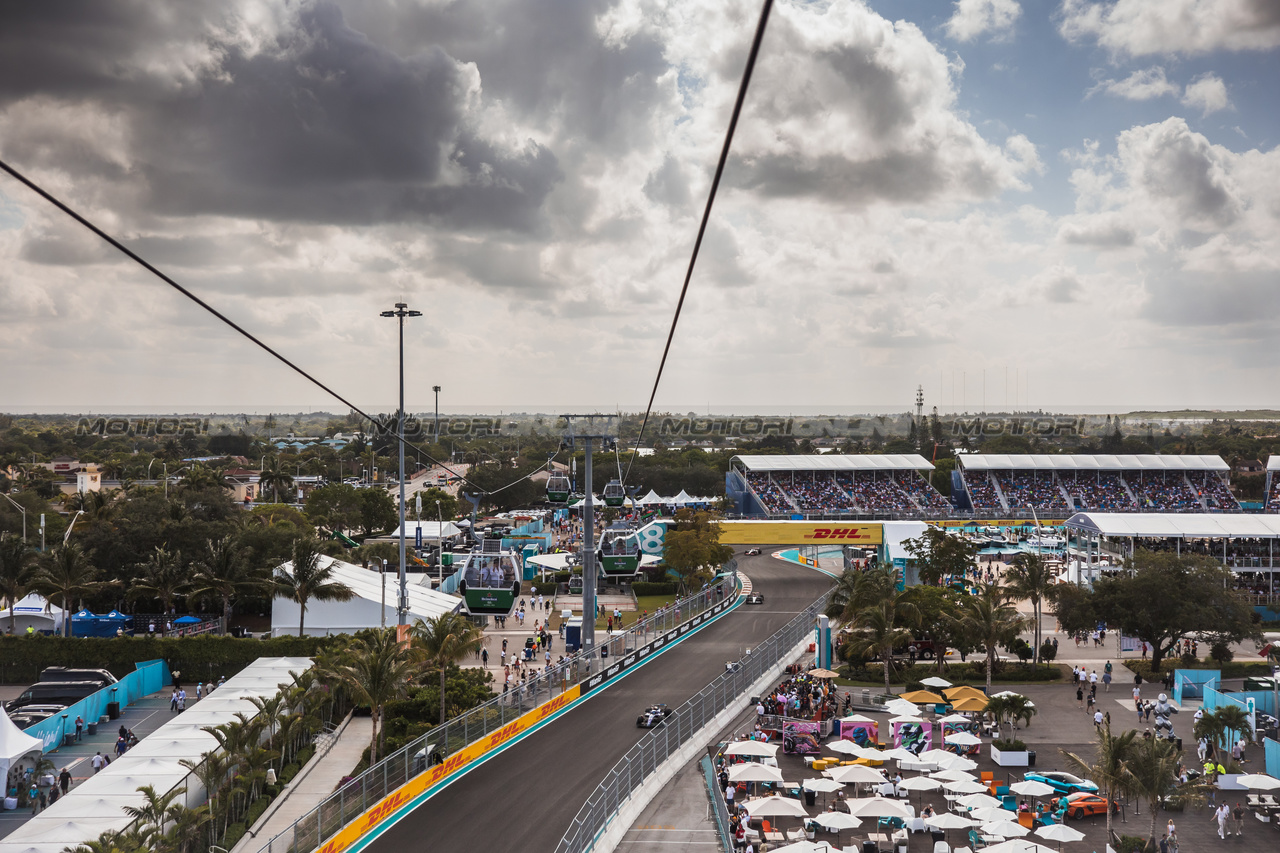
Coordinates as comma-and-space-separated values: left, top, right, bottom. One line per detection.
539, 594, 682, 631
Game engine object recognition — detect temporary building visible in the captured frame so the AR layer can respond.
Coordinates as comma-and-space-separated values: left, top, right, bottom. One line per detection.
0, 594, 64, 635
0, 709, 43, 794
271, 555, 462, 637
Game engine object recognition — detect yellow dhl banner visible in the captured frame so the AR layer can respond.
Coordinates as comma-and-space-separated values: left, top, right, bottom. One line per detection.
318, 684, 583, 853
718, 521, 882, 546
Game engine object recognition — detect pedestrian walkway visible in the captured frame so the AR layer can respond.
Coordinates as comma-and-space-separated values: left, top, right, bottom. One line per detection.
0, 690, 172, 840
232, 716, 373, 853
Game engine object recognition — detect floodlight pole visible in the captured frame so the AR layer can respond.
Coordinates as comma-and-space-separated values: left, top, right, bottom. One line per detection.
381, 302, 422, 628
1, 492, 26, 543
561, 414, 616, 665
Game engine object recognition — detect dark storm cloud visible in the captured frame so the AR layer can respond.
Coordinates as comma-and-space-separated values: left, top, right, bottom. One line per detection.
1142, 269, 1280, 327
0, 1, 561, 230
729, 149, 972, 204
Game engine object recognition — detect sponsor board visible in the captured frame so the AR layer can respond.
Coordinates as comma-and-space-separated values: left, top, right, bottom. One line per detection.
317, 685, 581, 853
718, 521, 883, 546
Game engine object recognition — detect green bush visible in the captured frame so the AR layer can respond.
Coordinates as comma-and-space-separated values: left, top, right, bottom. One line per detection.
280, 762, 300, 784
296, 745, 315, 766
1128, 658, 1273, 680
992, 738, 1027, 751
632, 581, 678, 596
1113, 835, 1149, 853
838, 662, 1062, 686
0, 634, 332, 684
244, 793, 273, 827
223, 822, 247, 848
552, 571, 572, 582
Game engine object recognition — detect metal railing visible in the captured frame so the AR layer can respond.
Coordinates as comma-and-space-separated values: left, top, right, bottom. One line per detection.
554, 589, 834, 853
250, 573, 741, 853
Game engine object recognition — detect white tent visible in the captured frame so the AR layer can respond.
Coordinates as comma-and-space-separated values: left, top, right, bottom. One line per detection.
638, 489, 663, 505
271, 555, 462, 637
0, 594, 64, 634
672, 490, 696, 504
391, 520, 463, 541
0, 709, 44, 791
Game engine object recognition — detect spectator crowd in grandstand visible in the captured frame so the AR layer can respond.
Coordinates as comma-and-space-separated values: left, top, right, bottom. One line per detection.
742, 469, 948, 514
1130, 474, 1201, 511
995, 471, 1069, 511
744, 472, 793, 514
965, 473, 1003, 509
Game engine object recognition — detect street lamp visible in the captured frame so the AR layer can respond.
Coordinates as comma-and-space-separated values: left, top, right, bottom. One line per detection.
381, 302, 422, 629
433, 385, 441, 443
1, 492, 27, 542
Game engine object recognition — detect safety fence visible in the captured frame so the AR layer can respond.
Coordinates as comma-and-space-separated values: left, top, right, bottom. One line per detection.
554, 589, 834, 853
701, 754, 734, 853
249, 572, 741, 853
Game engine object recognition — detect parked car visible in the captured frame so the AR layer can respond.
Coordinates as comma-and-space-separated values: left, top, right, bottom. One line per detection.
39, 666, 117, 688
7, 704, 66, 728
1060, 792, 1117, 819
7, 681, 104, 712
1025, 771, 1098, 795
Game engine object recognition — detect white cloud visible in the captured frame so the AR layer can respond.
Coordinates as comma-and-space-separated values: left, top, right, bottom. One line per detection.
1182, 73, 1232, 116
1092, 66, 1180, 100
945, 0, 1023, 42
1059, 0, 1280, 57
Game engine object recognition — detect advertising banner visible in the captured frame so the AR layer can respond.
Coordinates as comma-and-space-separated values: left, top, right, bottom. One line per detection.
835, 719, 878, 747
782, 720, 822, 755
718, 521, 883, 546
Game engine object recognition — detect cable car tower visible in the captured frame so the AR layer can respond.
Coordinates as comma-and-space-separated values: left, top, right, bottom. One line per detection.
559, 413, 616, 665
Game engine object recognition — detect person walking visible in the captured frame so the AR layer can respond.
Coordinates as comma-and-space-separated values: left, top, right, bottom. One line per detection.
29, 783, 39, 815
1233, 802, 1245, 836
1076, 684, 1084, 709
1212, 802, 1228, 840
177, 688, 187, 713
75, 714, 84, 741
170, 689, 179, 712
59, 767, 71, 794
91, 752, 106, 773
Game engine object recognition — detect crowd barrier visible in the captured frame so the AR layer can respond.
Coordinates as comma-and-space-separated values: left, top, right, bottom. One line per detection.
250, 572, 742, 853
554, 589, 834, 853
23, 658, 171, 752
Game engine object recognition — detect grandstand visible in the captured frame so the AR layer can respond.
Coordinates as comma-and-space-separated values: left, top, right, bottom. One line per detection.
957, 454, 1240, 515
727, 454, 945, 518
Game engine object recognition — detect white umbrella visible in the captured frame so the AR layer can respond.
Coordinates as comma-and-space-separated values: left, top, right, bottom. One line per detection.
897, 776, 943, 792
745, 795, 809, 818
917, 749, 964, 767
884, 699, 920, 716
852, 746, 888, 761
932, 769, 978, 783
1010, 780, 1055, 798
848, 797, 912, 819
826, 739, 864, 755
804, 778, 844, 793
944, 779, 988, 794
814, 812, 863, 831
1035, 823, 1086, 845
770, 841, 834, 853
839, 714, 877, 723
959, 793, 1004, 809
730, 763, 784, 783
989, 691, 1026, 699
890, 715, 926, 724
921, 675, 953, 688
937, 713, 971, 725
944, 755, 979, 772
829, 765, 888, 785
926, 813, 975, 830
968, 806, 1016, 823
1236, 773, 1280, 791
725, 740, 779, 758
945, 732, 983, 747
880, 747, 920, 762
983, 820, 1031, 838
983, 841, 1058, 853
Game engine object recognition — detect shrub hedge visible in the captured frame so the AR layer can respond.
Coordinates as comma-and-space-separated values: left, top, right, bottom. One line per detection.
0, 634, 332, 684
1127, 658, 1274, 680
841, 662, 1063, 686
631, 581, 678, 596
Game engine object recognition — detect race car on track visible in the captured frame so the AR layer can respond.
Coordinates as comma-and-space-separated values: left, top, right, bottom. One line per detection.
1060, 792, 1118, 820
746, 593, 764, 604
637, 704, 672, 728
1024, 771, 1098, 795
744, 548, 761, 556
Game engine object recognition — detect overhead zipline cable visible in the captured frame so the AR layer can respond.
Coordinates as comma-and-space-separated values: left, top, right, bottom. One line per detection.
622, 0, 774, 485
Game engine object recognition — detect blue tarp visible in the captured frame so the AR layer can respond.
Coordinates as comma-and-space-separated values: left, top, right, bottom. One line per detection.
23, 658, 170, 752
173, 615, 202, 625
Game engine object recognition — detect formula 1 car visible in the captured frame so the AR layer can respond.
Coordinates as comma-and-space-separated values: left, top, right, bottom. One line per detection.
745, 593, 764, 604
744, 548, 762, 556
637, 704, 672, 728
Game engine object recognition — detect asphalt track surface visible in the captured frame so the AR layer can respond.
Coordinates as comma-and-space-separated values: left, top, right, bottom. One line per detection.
364, 552, 833, 853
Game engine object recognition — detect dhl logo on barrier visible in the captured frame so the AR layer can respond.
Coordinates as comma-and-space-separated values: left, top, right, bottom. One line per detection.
317, 684, 582, 853
717, 521, 882, 545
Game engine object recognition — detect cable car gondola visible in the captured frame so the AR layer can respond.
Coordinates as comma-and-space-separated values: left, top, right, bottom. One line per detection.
597, 522, 642, 576
546, 473, 571, 504
457, 539, 521, 615
603, 479, 626, 507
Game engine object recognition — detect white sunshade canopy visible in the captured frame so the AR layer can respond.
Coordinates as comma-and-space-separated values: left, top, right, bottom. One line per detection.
897, 776, 943, 792
813, 812, 863, 831
925, 813, 975, 830
957, 453, 1228, 472
826, 740, 865, 756
733, 454, 934, 472
729, 763, 784, 783
744, 795, 809, 818
1009, 780, 1056, 797
803, 778, 844, 793
1065, 512, 1280, 540
828, 765, 887, 785
724, 740, 779, 758
847, 797, 912, 819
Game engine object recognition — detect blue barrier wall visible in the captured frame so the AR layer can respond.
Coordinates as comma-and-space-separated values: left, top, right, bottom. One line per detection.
1173, 669, 1219, 704
22, 658, 170, 752
1266, 738, 1280, 779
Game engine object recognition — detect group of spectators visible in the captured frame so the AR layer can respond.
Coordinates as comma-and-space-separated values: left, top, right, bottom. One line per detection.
1130, 474, 1201, 511
965, 473, 1003, 509
788, 472, 856, 512
1193, 473, 1242, 510
745, 470, 950, 514
1269, 478, 1280, 512
895, 472, 950, 509
995, 471, 1069, 510
836, 472, 917, 512
1071, 472, 1135, 510
745, 472, 794, 514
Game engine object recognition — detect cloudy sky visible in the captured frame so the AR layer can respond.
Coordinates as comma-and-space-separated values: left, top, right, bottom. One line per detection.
1, 0, 1277, 416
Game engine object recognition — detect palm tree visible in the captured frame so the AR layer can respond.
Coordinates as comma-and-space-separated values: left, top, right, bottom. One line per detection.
34, 543, 107, 636
128, 547, 188, 616
1062, 724, 1137, 844
181, 464, 228, 492
830, 566, 919, 695
953, 583, 1027, 692
1122, 734, 1188, 849
160, 804, 211, 853
189, 536, 268, 633
180, 751, 234, 845
1198, 705, 1252, 762
272, 536, 354, 636
0, 534, 36, 633
121, 784, 184, 845
412, 612, 484, 725
258, 458, 294, 503
1004, 552, 1053, 665
327, 628, 420, 762
985, 693, 1037, 741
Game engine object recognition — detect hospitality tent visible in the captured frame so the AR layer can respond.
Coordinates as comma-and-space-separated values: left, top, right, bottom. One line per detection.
271, 555, 461, 637
0, 594, 64, 635
0, 709, 43, 792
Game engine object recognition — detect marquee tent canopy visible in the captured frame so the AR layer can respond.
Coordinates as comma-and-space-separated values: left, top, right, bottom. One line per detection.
0, 594, 64, 634
958, 454, 1228, 472
1064, 512, 1280, 540
732, 454, 933, 472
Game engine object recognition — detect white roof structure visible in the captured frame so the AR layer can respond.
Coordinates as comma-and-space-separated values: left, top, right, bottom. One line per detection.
0, 657, 313, 853
1268, 457, 1280, 472
732, 454, 933, 472
391, 520, 463, 539
883, 521, 929, 561
271, 555, 461, 637
0, 594, 64, 633
1065, 512, 1280, 539
0, 709, 43, 787
638, 489, 663, 504
958, 454, 1228, 472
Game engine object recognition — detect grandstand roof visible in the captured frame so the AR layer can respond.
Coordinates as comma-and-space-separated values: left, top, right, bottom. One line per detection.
731, 454, 933, 472
1269, 456, 1280, 472
957, 454, 1228, 472
1065, 512, 1280, 539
